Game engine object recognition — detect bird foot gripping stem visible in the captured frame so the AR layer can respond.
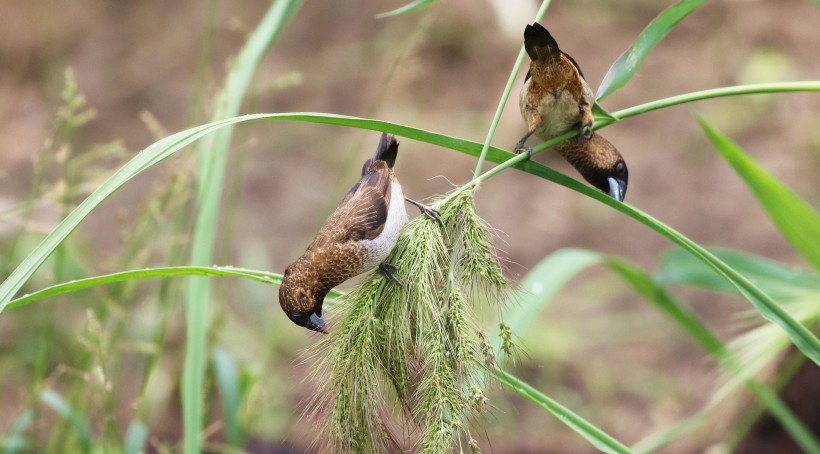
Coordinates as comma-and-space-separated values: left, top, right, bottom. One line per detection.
405, 197, 442, 226
379, 262, 403, 286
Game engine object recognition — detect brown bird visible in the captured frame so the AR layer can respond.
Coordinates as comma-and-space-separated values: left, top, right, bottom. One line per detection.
516, 23, 628, 201
278, 133, 438, 333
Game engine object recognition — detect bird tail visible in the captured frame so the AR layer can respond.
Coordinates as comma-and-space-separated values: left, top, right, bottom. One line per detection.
524, 23, 560, 62
360, 133, 399, 176
374, 133, 399, 168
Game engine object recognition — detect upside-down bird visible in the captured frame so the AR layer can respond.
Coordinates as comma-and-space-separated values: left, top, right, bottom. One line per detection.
516, 22, 628, 201
278, 133, 439, 333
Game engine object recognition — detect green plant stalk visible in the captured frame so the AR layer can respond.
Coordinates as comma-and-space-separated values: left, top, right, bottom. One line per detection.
471, 0, 552, 178
494, 367, 634, 454
181, 2, 303, 452
601, 81, 820, 126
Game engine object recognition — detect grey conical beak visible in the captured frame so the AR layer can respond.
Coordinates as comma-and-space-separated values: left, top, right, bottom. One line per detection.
308, 313, 328, 334
607, 177, 627, 202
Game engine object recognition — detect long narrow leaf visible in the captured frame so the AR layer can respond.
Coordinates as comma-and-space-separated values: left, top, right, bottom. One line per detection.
656, 248, 820, 299
213, 350, 245, 447
495, 367, 634, 454
698, 117, 820, 270
376, 0, 436, 18
597, 0, 707, 101
123, 421, 148, 454
182, 2, 304, 452
7, 267, 295, 310
493, 248, 600, 361
1, 110, 817, 364
2, 82, 817, 316
40, 389, 92, 454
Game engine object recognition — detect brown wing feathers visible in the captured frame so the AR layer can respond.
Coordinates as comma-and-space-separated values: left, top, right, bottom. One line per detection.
308, 134, 397, 247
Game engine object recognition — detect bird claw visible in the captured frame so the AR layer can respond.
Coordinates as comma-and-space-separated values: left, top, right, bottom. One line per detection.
578, 124, 593, 141
379, 262, 402, 286
514, 146, 533, 160
405, 198, 443, 226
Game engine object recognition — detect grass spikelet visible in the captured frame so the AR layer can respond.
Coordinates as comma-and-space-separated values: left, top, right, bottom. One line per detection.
309, 184, 508, 452
440, 186, 507, 290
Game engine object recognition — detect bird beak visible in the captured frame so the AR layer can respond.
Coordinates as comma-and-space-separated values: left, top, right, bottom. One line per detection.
307, 313, 328, 334
607, 177, 627, 202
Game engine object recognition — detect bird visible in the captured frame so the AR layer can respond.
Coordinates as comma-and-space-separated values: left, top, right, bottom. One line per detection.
516, 22, 629, 201
278, 133, 439, 333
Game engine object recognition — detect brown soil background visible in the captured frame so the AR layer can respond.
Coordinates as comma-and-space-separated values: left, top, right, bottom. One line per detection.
1, 0, 818, 452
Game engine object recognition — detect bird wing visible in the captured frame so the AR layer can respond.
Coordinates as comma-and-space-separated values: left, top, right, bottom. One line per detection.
308, 161, 392, 249
560, 51, 586, 80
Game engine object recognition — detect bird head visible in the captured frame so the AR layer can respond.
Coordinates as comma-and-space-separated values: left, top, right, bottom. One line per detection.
279, 269, 328, 334
555, 133, 629, 202
285, 308, 327, 334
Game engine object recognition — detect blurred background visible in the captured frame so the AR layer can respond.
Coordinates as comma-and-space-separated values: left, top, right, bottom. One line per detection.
0, 0, 818, 452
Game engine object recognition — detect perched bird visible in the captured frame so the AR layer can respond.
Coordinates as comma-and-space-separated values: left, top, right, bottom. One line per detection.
517, 22, 594, 151
516, 22, 629, 201
278, 133, 439, 333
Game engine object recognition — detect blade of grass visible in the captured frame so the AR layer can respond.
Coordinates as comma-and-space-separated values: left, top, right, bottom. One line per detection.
494, 367, 634, 454
1, 84, 815, 313
212, 350, 245, 448
5, 267, 337, 310
630, 413, 706, 454
376, 0, 437, 18
492, 248, 600, 362
123, 421, 147, 454
596, 0, 707, 101
4, 81, 820, 356
1, 410, 34, 454
182, 2, 303, 452
698, 116, 820, 271
40, 389, 92, 454
656, 248, 820, 298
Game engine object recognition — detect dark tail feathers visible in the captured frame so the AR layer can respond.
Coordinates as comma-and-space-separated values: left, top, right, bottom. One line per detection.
524, 23, 560, 61
360, 133, 399, 175
374, 133, 399, 168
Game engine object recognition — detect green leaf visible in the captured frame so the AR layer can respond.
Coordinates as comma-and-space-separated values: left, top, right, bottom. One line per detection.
124, 421, 148, 454
1, 111, 817, 365
6, 267, 308, 310
376, 0, 437, 18
182, 2, 304, 453
698, 116, 820, 271
656, 248, 820, 299
40, 389, 92, 454
494, 367, 634, 454
597, 0, 707, 101
213, 350, 245, 447
602, 256, 726, 357
493, 248, 600, 361
2, 410, 34, 454
592, 102, 619, 122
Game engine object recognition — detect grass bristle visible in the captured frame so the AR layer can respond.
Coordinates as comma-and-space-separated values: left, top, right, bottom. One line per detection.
308, 186, 507, 451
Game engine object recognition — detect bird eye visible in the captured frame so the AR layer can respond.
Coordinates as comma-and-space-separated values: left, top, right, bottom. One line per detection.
615, 161, 626, 176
